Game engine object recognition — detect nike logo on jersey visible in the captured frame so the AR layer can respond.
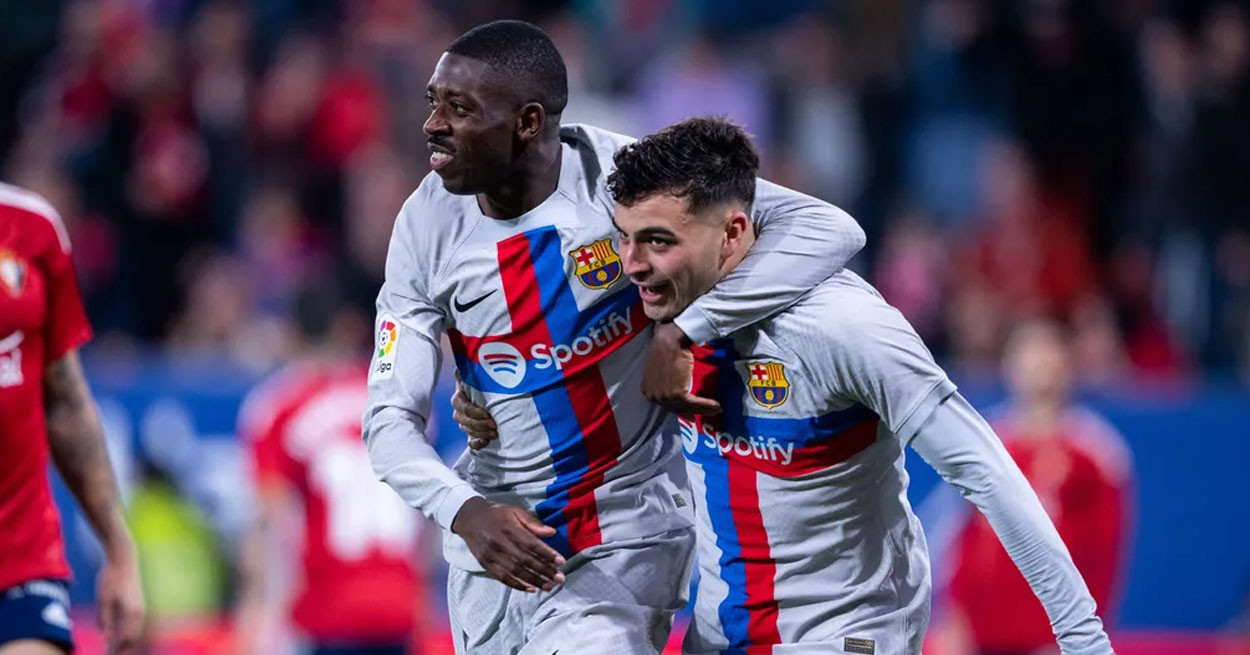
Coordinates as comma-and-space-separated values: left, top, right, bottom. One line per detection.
454, 289, 496, 313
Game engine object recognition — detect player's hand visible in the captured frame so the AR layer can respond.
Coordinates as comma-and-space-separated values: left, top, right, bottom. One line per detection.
642, 322, 721, 415
452, 370, 497, 450
452, 497, 567, 592
97, 545, 145, 655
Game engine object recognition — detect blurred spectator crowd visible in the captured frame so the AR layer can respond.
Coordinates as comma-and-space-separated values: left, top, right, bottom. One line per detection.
1, 0, 1248, 385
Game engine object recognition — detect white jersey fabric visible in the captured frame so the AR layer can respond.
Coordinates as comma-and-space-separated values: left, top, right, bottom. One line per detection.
363, 123, 866, 570
682, 271, 1113, 655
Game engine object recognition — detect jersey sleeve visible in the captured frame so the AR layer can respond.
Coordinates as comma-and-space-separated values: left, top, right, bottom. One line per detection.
673, 179, 866, 343
363, 187, 483, 531
909, 393, 1115, 655
822, 293, 956, 442
38, 211, 91, 363
238, 375, 300, 487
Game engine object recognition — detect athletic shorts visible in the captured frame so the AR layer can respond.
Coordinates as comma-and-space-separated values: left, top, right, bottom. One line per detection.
309, 642, 408, 655
448, 526, 695, 655
0, 578, 74, 653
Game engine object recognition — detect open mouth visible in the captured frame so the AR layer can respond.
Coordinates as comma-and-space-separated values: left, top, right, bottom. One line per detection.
638, 283, 669, 304
429, 143, 454, 171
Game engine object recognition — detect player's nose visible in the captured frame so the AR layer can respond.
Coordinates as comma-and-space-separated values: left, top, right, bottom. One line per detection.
621, 243, 650, 278
423, 107, 450, 137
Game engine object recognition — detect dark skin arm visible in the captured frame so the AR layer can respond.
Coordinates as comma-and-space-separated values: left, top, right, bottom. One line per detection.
451, 497, 567, 593
44, 349, 144, 654
447, 373, 566, 592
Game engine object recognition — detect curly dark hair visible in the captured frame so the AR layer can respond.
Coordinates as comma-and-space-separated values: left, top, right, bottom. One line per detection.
607, 116, 759, 214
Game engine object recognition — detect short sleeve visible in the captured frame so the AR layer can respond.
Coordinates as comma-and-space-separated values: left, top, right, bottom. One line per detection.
40, 222, 91, 363
239, 380, 300, 487
251, 423, 297, 487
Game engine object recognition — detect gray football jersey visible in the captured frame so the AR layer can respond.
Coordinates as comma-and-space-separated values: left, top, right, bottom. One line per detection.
362, 124, 867, 570
682, 270, 955, 654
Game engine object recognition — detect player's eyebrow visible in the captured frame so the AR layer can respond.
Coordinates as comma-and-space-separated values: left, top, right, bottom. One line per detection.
632, 227, 677, 240
427, 84, 472, 101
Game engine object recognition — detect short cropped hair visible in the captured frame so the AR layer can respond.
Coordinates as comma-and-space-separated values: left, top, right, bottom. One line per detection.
607, 116, 758, 215
447, 20, 568, 115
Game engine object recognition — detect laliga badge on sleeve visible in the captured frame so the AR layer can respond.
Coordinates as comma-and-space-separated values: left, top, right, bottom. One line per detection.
374, 315, 400, 380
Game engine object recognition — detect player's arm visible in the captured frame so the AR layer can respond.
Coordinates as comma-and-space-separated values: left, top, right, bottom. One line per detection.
830, 298, 1113, 655
677, 179, 865, 342
44, 349, 144, 653
908, 394, 1114, 655
364, 191, 564, 592
646, 180, 866, 412
234, 478, 294, 655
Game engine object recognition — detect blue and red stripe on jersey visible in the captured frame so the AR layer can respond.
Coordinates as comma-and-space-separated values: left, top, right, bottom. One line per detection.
687, 340, 879, 654
446, 226, 648, 556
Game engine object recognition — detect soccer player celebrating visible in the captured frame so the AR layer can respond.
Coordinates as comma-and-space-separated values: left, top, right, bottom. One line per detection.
0, 182, 144, 655
461, 118, 1115, 655
237, 281, 425, 655
362, 20, 865, 654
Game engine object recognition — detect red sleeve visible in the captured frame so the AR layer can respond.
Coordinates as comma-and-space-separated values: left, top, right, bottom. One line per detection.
239, 385, 300, 486
250, 421, 294, 486
40, 230, 91, 363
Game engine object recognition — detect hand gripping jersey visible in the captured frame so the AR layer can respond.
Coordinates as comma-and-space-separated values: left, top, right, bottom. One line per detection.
0, 183, 92, 592
363, 124, 866, 569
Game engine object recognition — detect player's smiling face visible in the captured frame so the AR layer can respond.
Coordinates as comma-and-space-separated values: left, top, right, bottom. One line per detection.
615, 194, 731, 321
424, 53, 520, 195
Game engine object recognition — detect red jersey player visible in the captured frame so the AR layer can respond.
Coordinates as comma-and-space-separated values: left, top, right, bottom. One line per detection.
0, 182, 144, 655
946, 320, 1134, 655
235, 283, 425, 655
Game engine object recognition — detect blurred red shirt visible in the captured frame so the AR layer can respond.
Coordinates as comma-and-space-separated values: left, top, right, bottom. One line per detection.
239, 362, 423, 642
0, 183, 92, 591
950, 407, 1133, 653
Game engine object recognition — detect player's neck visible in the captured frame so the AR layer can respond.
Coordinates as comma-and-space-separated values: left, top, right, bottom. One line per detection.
476, 136, 563, 219
1017, 399, 1066, 436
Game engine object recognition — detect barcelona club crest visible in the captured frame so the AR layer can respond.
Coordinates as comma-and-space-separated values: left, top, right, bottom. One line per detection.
746, 361, 789, 409
569, 239, 622, 290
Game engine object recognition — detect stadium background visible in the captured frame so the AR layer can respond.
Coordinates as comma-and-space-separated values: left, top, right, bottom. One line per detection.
2, 0, 1248, 653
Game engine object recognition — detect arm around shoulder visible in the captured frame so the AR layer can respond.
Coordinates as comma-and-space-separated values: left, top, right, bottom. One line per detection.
674, 179, 866, 343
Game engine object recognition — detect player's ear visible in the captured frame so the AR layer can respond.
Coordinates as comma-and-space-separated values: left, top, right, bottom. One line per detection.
722, 210, 751, 258
516, 102, 546, 142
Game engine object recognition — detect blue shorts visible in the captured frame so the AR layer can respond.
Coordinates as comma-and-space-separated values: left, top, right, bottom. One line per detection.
0, 579, 74, 653
310, 642, 407, 655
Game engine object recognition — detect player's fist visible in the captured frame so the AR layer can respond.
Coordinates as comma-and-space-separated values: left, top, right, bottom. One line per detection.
451, 497, 567, 593
642, 322, 722, 415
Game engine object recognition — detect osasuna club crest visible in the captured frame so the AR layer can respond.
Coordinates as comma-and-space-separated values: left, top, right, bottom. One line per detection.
568, 239, 622, 290
0, 249, 26, 297
746, 361, 789, 409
